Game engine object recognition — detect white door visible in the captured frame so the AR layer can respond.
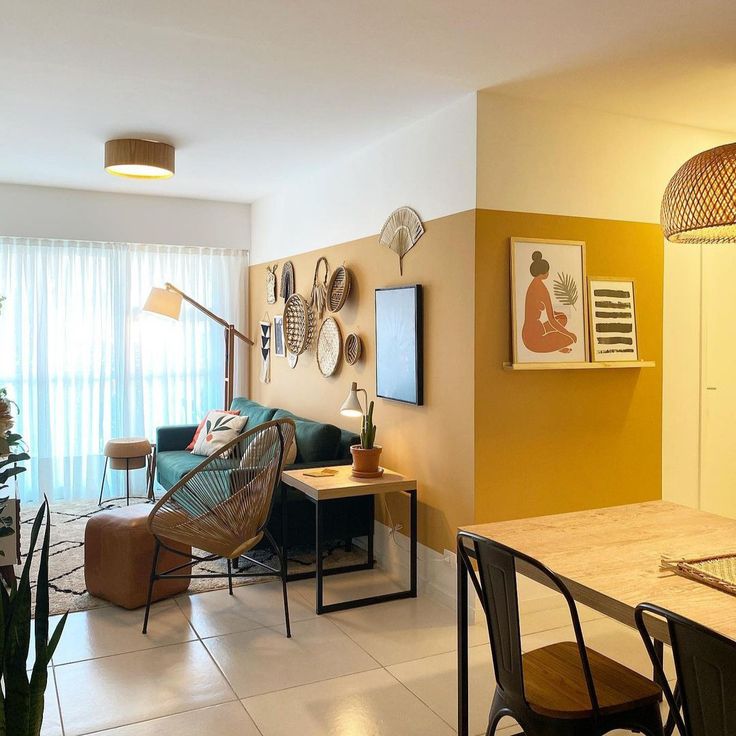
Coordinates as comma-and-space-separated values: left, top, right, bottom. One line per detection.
700, 247, 736, 517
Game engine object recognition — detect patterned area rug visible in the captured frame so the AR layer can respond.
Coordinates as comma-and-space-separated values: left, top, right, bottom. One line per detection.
18, 500, 362, 616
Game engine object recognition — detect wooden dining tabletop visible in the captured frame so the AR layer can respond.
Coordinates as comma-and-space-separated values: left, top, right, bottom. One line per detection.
460, 500, 736, 643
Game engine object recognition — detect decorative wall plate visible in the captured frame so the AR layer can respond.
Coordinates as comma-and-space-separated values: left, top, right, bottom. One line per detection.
316, 317, 342, 377
327, 265, 352, 312
283, 293, 315, 355
344, 333, 362, 365
379, 206, 424, 275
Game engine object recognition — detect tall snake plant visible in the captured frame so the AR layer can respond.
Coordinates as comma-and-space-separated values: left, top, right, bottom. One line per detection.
1, 500, 67, 735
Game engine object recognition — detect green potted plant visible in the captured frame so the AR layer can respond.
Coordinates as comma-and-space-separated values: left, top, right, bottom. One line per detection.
1, 500, 67, 735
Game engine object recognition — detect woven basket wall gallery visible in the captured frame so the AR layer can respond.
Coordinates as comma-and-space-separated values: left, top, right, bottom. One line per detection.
276, 258, 362, 378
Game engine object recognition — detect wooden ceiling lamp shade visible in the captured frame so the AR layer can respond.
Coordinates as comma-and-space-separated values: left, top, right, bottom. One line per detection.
662, 142, 736, 243
105, 138, 175, 179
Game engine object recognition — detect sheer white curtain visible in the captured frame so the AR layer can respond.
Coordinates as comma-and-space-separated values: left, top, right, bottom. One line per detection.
0, 237, 249, 502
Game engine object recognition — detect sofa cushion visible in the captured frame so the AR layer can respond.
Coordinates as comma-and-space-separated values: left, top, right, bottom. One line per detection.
272, 409, 341, 463
229, 398, 277, 428
156, 450, 204, 490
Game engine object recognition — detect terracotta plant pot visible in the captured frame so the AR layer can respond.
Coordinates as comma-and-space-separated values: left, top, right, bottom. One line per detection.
350, 444, 382, 476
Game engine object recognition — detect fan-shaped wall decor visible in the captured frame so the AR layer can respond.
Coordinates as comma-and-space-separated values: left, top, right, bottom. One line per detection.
280, 261, 295, 301
379, 206, 424, 275
283, 293, 315, 355
316, 317, 342, 377
287, 350, 298, 369
344, 333, 362, 365
327, 265, 352, 312
310, 256, 330, 319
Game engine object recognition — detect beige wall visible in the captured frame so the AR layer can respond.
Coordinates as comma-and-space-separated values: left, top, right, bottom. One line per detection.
249, 211, 476, 553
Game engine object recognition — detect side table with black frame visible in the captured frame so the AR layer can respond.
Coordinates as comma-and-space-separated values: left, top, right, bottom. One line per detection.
281, 465, 417, 614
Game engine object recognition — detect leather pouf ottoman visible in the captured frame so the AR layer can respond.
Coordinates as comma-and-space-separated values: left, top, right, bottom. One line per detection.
84, 504, 191, 609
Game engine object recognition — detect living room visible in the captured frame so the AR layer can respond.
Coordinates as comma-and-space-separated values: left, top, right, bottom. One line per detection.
4, 3, 736, 736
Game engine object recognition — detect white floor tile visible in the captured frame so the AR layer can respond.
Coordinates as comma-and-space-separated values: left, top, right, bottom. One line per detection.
86, 702, 261, 736
177, 580, 315, 638
388, 644, 494, 734
203, 616, 380, 698
52, 599, 196, 665
55, 640, 234, 735
326, 594, 489, 666
289, 567, 404, 609
243, 668, 455, 736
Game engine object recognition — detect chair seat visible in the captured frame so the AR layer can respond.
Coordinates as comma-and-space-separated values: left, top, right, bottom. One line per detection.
523, 641, 662, 719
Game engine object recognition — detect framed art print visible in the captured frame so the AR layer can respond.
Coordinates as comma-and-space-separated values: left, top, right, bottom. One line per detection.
273, 314, 286, 357
587, 277, 639, 361
510, 238, 588, 364
375, 285, 423, 405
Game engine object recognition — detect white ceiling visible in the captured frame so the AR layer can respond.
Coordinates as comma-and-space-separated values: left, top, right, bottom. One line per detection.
2, 0, 736, 203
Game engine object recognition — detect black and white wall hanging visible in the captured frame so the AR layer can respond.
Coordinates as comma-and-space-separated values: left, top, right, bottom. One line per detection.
281, 261, 295, 302
259, 320, 271, 383
587, 277, 639, 362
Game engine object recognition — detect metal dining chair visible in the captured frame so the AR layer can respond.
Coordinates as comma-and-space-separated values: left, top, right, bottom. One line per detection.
458, 531, 664, 736
636, 602, 736, 736
142, 418, 296, 636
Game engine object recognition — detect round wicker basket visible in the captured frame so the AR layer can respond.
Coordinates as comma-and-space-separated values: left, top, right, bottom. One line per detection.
344, 333, 362, 365
327, 265, 352, 312
316, 317, 342, 377
283, 294, 315, 355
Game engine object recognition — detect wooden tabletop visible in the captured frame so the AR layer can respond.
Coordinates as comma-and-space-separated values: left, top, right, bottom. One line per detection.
461, 501, 736, 643
281, 465, 416, 501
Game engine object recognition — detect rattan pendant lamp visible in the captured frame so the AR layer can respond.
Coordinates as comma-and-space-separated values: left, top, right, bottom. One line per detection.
661, 142, 736, 243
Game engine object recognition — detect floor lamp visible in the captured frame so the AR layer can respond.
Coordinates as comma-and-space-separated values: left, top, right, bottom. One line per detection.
143, 283, 253, 408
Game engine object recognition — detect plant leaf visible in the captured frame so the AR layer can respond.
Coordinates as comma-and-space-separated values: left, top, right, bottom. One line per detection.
553, 272, 579, 309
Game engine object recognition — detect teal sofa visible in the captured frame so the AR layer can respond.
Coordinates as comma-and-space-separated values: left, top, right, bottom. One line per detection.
155, 398, 370, 553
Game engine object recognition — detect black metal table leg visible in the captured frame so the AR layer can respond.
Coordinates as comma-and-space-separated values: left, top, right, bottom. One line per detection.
315, 498, 325, 614
309, 489, 418, 614
457, 538, 470, 736
367, 494, 375, 570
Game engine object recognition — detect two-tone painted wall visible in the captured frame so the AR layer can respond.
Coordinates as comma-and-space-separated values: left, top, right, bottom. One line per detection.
249, 89, 736, 554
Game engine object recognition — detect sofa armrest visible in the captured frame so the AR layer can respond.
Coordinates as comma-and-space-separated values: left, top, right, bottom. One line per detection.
156, 424, 198, 453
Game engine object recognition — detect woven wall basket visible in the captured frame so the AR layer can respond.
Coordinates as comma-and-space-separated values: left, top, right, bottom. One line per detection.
327, 265, 352, 312
344, 333, 362, 365
281, 261, 295, 302
283, 294, 315, 355
317, 317, 342, 377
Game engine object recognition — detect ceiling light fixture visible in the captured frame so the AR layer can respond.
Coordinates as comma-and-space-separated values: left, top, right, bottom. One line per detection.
104, 138, 175, 180
661, 142, 736, 243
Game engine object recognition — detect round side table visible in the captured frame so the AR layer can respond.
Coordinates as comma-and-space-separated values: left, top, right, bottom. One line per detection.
98, 437, 156, 506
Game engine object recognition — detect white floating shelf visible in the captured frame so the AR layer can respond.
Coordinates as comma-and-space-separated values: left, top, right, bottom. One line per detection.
503, 361, 656, 371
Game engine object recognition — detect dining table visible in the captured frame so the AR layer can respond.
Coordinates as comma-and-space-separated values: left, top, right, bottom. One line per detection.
457, 500, 736, 736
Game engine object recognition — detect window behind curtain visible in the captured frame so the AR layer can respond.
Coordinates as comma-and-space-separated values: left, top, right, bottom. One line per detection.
0, 237, 249, 502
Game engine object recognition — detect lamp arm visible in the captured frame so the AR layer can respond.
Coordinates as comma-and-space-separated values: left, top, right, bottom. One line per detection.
357, 388, 368, 416
164, 283, 254, 346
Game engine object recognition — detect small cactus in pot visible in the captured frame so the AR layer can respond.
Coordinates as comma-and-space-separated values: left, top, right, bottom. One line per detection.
351, 400, 382, 477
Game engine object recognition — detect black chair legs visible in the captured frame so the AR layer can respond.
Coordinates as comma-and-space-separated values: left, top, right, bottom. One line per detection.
226, 558, 234, 595
142, 539, 161, 634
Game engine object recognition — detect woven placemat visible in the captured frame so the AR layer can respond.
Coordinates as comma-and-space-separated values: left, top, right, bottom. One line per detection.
661, 553, 736, 596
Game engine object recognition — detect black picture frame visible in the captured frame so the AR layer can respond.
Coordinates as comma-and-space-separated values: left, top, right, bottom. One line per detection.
375, 284, 423, 405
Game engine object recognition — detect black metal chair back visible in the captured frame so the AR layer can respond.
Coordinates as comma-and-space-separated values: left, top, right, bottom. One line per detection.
636, 602, 736, 736
458, 531, 600, 719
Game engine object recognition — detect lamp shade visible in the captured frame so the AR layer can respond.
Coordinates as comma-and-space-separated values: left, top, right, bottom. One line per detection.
340, 382, 364, 417
143, 287, 182, 320
105, 139, 175, 179
661, 142, 736, 243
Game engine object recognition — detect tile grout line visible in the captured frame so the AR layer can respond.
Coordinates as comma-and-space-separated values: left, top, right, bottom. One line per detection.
50, 662, 67, 736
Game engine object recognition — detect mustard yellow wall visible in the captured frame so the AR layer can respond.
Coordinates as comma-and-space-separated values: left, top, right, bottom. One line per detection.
249, 211, 476, 553
474, 209, 664, 523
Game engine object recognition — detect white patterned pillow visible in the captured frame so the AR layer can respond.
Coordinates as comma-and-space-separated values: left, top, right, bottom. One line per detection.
192, 411, 249, 456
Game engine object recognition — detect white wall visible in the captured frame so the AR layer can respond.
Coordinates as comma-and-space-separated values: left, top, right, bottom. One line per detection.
250, 94, 477, 264
0, 183, 251, 250
477, 92, 736, 223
